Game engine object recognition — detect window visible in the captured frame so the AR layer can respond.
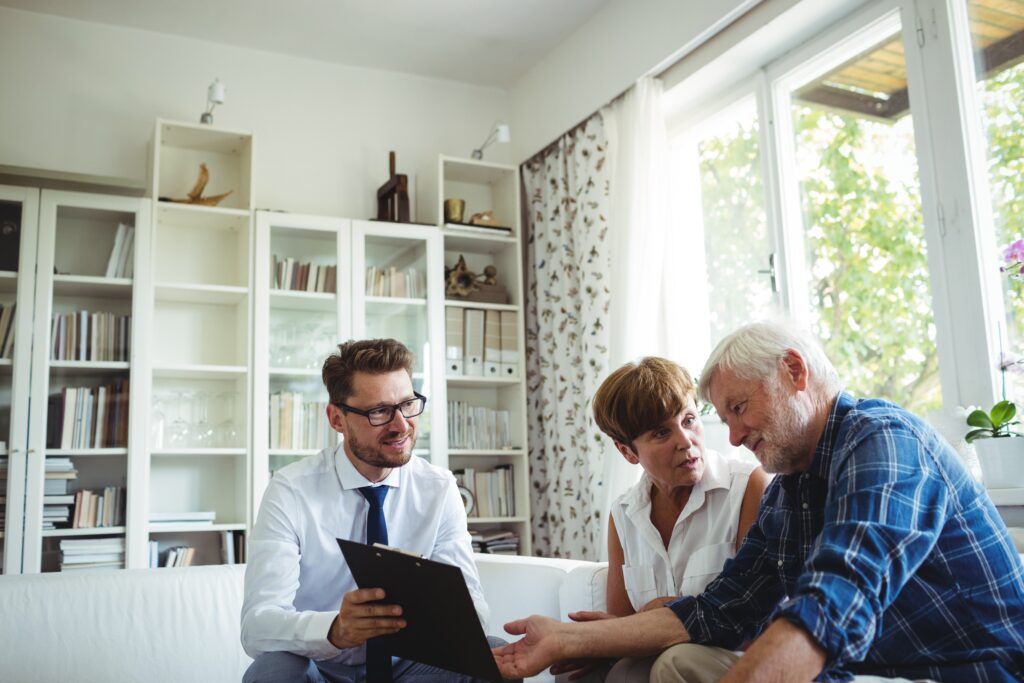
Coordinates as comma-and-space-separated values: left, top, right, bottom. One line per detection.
967, 0, 1024, 402
785, 30, 940, 413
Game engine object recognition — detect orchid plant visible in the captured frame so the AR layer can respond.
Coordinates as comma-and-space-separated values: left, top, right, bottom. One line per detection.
1001, 238, 1024, 280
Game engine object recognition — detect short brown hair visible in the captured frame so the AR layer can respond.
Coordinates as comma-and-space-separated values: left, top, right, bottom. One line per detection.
592, 357, 696, 446
322, 338, 414, 405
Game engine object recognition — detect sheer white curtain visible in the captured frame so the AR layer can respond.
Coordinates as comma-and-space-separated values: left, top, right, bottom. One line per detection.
596, 76, 675, 560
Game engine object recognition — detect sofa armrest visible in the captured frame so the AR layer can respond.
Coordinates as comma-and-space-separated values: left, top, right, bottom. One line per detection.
559, 563, 608, 618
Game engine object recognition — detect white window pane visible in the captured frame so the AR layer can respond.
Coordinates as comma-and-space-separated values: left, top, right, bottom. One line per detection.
967, 0, 1024, 403
790, 31, 941, 414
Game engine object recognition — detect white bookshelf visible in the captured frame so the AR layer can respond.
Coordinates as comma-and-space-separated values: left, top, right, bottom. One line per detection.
419, 155, 531, 554
0, 184, 40, 575
127, 119, 255, 570
351, 220, 447, 469
17, 188, 150, 573
253, 211, 351, 505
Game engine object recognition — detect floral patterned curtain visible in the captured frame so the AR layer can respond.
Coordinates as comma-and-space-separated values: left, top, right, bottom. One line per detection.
522, 112, 612, 559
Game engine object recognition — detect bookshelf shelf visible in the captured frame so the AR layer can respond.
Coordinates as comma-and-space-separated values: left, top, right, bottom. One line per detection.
443, 230, 518, 254
269, 368, 321, 378
270, 290, 336, 312
41, 527, 126, 537
46, 448, 128, 457
156, 201, 250, 221
447, 376, 521, 388
268, 448, 319, 457
154, 283, 248, 305
469, 516, 529, 524
364, 295, 428, 308
0, 358, 12, 369
148, 522, 246, 533
52, 275, 133, 299
151, 448, 246, 457
49, 360, 130, 373
152, 364, 247, 380
449, 449, 525, 457
443, 300, 519, 312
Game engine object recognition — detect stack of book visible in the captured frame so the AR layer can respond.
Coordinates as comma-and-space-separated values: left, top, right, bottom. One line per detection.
365, 265, 425, 298
273, 256, 337, 293
104, 223, 135, 278
47, 380, 130, 449
471, 529, 520, 555
447, 401, 512, 449
0, 303, 15, 359
49, 310, 131, 361
59, 537, 125, 571
149, 510, 216, 528
42, 458, 78, 529
70, 486, 124, 529
454, 466, 515, 518
269, 392, 334, 450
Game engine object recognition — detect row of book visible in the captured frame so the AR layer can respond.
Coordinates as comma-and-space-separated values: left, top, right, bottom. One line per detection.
471, 529, 520, 554
454, 465, 515, 518
65, 487, 124, 529
269, 392, 335, 451
50, 310, 131, 362
104, 223, 135, 278
448, 401, 513, 450
0, 303, 16, 359
41, 458, 77, 529
47, 381, 130, 450
445, 307, 519, 378
273, 256, 338, 293
60, 537, 125, 572
365, 265, 425, 298
147, 530, 246, 567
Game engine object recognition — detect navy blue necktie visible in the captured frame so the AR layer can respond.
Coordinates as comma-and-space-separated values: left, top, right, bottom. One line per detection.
359, 486, 391, 683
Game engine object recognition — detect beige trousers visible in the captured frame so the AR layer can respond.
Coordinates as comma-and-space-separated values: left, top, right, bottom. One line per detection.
634, 643, 938, 683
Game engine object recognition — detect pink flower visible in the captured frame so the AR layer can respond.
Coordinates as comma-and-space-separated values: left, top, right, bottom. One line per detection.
1003, 239, 1024, 265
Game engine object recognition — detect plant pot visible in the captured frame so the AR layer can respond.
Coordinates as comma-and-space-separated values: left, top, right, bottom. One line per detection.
973, 437, 1024, 489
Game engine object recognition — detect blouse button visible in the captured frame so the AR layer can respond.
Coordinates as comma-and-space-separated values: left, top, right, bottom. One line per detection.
802, 502, 809, 510
777, 559, 783, 567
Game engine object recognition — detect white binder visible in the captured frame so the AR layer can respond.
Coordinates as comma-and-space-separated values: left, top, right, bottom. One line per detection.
499, 310, 519, 378
464, 308, 485, 376
445, 306, 464, 375
483, 310, 502, 377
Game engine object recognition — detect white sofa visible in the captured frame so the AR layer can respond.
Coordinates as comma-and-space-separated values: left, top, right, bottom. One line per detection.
0, 554, 608, 683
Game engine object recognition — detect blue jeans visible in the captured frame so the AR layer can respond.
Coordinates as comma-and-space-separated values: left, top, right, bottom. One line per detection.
243, 636, 515, 683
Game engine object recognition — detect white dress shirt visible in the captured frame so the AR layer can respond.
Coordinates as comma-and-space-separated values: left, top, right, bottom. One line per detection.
241, 444, 489, 662
610, 449, 756, 610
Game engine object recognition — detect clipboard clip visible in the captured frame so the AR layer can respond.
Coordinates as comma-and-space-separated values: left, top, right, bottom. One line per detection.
372, 543, 425, 559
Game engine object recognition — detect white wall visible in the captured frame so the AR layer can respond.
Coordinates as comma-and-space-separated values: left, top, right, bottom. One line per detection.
0, 7, 511, 218
508, 0, 759, 161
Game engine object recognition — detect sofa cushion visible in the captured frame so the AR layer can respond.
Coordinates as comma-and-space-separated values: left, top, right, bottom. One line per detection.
0, 564, 248, 683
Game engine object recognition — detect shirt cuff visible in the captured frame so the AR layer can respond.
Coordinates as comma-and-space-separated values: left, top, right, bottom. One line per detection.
774, 594, 839, 667
666, 596, 712, 643
303, 610, 347, 661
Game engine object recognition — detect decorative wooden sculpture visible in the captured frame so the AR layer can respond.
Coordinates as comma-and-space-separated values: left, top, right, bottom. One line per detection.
376, 151, 410, 223
445, 256, 507, 303
164, 163, 233, 206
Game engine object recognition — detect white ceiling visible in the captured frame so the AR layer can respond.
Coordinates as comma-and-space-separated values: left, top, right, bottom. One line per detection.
0, 0, 615, 88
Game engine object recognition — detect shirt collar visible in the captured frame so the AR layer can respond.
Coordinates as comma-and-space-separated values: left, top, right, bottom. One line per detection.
334, 443, 401, 490
620, 449, 730, 517
806, 391, 855, 481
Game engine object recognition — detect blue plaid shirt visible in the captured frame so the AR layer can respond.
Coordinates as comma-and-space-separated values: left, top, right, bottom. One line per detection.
669, 393, 1024, 682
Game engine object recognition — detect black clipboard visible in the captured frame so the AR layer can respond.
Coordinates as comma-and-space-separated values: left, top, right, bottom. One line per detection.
337, 539, 503, 683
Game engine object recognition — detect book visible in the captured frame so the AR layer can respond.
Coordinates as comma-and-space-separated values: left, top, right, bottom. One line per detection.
104, 224, 127, 278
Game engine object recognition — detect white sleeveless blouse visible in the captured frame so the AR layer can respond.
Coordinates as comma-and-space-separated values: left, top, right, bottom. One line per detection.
610, 449, 757, 610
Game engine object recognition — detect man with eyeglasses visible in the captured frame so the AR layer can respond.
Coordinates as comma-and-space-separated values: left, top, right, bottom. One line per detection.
242, 338, 496, 683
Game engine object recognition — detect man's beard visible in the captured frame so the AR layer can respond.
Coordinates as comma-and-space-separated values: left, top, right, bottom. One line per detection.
754, 384, 812, 474
345, 427, 416, 469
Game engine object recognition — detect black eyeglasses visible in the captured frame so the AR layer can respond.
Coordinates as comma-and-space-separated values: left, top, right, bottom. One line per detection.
337, 392, 427, 426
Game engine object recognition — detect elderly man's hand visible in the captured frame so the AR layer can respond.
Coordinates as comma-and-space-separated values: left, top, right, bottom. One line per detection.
492, 615, 566, 679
